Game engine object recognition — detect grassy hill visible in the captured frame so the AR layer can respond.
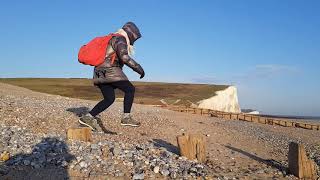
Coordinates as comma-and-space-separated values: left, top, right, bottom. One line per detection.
0, 78, 229, 106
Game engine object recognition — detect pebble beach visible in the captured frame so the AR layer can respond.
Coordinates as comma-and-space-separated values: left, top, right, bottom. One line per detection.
0, 82, 319, 179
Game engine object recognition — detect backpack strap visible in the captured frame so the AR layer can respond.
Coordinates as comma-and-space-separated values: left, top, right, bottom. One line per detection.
108, 33, 123, 65
110, 52, 117, 65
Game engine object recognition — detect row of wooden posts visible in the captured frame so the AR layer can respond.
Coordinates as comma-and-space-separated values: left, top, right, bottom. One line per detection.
164, 106, 318, 178
164, 106, 320, 131
65, 105, 319, 179
66, 128, 318, 179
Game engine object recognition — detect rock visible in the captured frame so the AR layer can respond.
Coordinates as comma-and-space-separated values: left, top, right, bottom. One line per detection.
195, 164, 204, 169
23, 159, 31, 166
79, 161, 87, 168
90, 144, 99, 150
30, 162, 36, 166
101, 146, 109, 159
257, 169, 265, 174
126, 152, 133, 158
182, 169, 188, 177
190, 167, 197, 172
115, 171, 125, 177
170, 171, 178, 178
133, 173, 144, 180
61, 161, 68, 167
74, 164, 82, 171
134, 160, 143, 167
153, 166, 160, 173
112, 146, 121, 156
161, 169, 170, 176
34, 164, 41, 169
106, 165, 115, 173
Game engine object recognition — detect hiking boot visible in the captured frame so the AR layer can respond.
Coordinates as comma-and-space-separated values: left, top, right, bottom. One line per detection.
79, 115, 97, 131
121, 115, 141, 127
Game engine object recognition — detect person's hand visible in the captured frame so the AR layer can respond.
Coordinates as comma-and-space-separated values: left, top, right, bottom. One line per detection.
134, 63, 145, 79
140, 70, 145, 79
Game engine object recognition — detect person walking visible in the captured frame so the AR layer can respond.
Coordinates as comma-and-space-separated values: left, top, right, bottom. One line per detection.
79, 22, 145, 131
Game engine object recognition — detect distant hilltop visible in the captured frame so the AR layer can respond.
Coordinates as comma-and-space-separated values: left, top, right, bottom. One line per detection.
0, 78, 241, 113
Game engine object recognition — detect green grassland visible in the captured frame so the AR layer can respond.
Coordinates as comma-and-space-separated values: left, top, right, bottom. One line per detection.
0, 78, 229, 106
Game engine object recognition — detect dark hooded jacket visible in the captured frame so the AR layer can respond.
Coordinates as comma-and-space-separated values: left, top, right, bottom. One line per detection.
93, 22, 145, 85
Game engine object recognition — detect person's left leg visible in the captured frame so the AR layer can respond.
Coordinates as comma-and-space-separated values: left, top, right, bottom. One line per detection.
89, 84, 116, 117
80, 84, 115, 131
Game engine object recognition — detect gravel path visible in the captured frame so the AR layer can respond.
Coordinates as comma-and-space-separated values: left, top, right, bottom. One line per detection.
0, 82, 319, 179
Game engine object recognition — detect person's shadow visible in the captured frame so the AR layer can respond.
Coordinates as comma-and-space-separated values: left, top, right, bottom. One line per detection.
152, 139, 180, 155
0, 137, 75, 180
66, 107, 91, 117
225, 145, 287, 173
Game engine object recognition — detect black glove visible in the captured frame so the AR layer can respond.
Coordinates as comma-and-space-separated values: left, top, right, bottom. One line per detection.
134, 64, 145, 79
140, 69, 145, 79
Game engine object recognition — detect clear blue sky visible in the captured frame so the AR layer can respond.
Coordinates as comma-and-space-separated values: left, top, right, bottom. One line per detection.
0, 0, 319, 116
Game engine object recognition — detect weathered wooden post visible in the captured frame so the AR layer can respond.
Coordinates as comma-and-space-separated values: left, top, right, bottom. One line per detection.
288, 142, 317, 179
67, 127, 92, 142
176, 134, 206, 163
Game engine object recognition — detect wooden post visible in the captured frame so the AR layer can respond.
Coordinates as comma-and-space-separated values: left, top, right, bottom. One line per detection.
288, 142, 317, 179
67, 127, 92, 142
177, 134, 206, 162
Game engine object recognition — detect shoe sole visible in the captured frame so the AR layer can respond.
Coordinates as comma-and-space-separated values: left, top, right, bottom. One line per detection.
121, 123, 140, 127
79, 119, 96, 131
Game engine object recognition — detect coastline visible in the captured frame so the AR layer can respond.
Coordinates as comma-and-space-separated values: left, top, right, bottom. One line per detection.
259, 114, 320, 123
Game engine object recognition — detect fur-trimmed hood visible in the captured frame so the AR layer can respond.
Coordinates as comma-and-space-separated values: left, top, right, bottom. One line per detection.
115, 29, 135, 56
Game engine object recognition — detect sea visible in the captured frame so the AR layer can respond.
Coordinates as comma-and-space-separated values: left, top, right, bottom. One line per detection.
260, 114, 320, 123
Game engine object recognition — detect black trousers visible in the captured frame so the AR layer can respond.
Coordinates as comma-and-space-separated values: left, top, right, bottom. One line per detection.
89, 81, 135, 117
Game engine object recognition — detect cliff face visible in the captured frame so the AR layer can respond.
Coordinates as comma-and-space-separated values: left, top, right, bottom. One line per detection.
197, 86, 241, 113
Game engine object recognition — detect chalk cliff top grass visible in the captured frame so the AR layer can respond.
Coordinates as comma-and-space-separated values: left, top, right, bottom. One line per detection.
0, 78, 229, 105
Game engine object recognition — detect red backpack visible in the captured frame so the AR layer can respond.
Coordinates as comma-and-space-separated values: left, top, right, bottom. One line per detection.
78, 33, 123, 66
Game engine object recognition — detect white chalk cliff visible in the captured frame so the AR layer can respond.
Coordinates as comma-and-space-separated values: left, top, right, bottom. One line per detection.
197, 86, 241, 113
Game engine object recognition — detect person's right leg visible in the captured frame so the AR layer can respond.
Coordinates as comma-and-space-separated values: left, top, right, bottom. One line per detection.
89, 84, 115, 117
80, 84, 115, 130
